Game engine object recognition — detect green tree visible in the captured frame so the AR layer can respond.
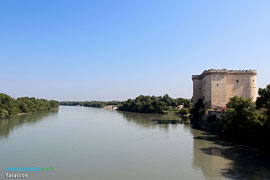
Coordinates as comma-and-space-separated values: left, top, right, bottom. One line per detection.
256, 84, 270, 115
0, 93, 59, 118
117, 94, 188, 114
191, 98, 204, 121
222, 96, 264, 139
0, 93, 20, 116
181, 108, 189, 115
0, 108, 9, 118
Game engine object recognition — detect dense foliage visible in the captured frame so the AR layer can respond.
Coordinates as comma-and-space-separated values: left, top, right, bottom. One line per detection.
190, 99, 205, 120
256, 84, 270, 116
181, 108, 189, 115
0, 93, 59, 118
220, 95, 270, 148
222, 85, 270, 141
118, 94, 191, 114
60, 101, 120, 108
221, 97, 266, 138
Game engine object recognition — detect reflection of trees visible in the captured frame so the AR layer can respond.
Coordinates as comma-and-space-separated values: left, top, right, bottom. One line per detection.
190, 129, 270, 180
118, 111, 181, 132
0, 109, 58, 139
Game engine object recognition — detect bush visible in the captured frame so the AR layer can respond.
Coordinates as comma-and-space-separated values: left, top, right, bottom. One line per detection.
222, 96, 265, 139
181, 108, 189, 115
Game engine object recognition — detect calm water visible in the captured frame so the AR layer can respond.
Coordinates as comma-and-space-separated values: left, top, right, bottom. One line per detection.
0, 106, 270, 180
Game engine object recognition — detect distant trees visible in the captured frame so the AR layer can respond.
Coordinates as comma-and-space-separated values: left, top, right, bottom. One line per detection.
60, 95, 190, 114
118, 94, 191, 114
0, 93, 59, 118
60, 101, 120, 108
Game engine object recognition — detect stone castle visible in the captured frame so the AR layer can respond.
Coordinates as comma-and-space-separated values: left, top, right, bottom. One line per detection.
192, 69, 257, 108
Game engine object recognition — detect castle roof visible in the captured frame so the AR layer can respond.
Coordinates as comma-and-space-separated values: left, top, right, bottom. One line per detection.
192, 69, 257, 80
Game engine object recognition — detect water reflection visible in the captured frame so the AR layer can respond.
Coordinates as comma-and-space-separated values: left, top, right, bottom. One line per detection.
191, 129, 270, 180
1, 106, 269, 180
119, 111, 270, 180
118, 111, 182, 132
0, 109, 58, 139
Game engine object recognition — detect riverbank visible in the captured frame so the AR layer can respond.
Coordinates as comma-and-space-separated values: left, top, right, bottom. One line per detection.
190, 109, 270, 152
191, 121, 270, 153
60, 101, 120, 108
118, 94, 191, 114
0, 93, 59, 119
0, 108, 59, 119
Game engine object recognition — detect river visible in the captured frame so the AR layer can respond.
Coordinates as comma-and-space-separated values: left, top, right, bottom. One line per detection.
0, 106, 269, 180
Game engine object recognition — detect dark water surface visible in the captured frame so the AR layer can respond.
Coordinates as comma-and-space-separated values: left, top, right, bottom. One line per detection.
0, 106, 269, 180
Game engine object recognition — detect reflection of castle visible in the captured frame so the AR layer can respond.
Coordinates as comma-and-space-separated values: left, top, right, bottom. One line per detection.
192, 69, 257, 108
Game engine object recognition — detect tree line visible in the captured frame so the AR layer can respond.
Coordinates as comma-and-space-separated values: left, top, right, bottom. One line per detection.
59, 101, 121, 108
0, 93, 59, 118
118, 94, 191, 114
60, 95, 191, 114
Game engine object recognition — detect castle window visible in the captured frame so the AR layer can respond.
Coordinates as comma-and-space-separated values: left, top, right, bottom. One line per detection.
217, 83, 219, 87
236, 80, 239, 83
253, 80, 255, 82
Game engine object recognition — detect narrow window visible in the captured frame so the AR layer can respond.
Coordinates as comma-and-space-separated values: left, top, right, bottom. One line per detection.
217, 83, 219, 87
236, 80, 239, 83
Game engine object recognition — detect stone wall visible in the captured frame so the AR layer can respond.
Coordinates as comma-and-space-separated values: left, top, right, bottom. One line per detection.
192, 69, 257, 108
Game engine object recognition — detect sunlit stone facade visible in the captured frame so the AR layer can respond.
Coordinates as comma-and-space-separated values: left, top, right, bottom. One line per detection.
192, 69, 257, 108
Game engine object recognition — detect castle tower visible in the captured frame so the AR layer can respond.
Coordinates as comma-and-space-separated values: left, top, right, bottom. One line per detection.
192, 69, 257, 108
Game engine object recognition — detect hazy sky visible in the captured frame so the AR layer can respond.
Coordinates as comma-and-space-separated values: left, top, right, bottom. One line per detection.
0, 0, 269, 101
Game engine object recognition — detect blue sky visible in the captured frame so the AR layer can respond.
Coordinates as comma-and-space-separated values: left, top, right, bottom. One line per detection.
0, 0, 269, 101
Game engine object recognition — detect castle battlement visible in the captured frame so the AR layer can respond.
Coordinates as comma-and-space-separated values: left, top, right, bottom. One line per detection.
192, 69, 257, 108
192, 69, 257, 80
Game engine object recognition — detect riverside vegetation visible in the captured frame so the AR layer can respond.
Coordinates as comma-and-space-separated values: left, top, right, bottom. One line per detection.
60, 94, 191, 115
0, 93, 59, 118
60, 101, 120, 108
192, 84, 270, 148
118, 94, 191, 114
